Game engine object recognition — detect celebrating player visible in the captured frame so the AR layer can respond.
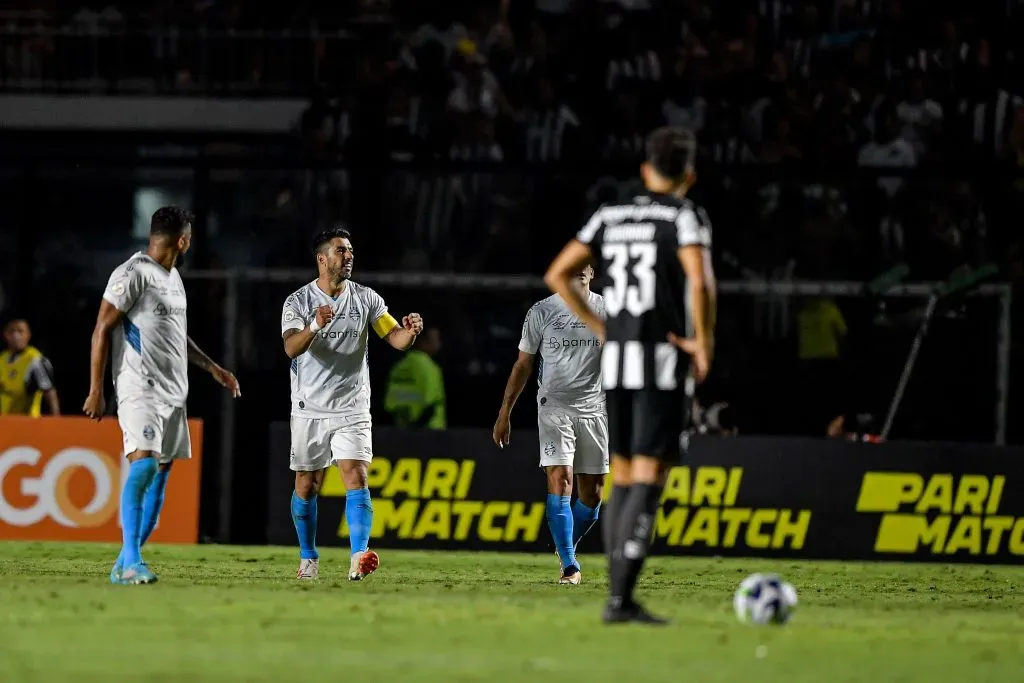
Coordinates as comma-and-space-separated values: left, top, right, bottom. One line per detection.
493, 266, 607, 585
544, 127, 716, 624
281, 226, 423, 581
83, 206, 241, 585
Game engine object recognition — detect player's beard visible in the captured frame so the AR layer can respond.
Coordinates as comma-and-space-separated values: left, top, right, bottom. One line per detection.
329, 263, 351, 285
174, 250, 188, 270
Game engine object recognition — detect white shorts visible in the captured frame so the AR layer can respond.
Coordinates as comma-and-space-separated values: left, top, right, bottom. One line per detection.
118, 398, 191, 465
290, 416, 373, 472
537, 410, 610, 475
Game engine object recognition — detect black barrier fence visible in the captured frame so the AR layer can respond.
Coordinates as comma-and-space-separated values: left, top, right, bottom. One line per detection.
267, 425, 1024, 564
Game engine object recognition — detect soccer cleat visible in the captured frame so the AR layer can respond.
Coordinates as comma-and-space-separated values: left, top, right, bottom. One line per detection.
119, 562, 158, 585
559, 566, 582, 585
602, 601, 670, 626
109, 559, 123, 585
348, 550, 379, 581
296, 558, 319, 581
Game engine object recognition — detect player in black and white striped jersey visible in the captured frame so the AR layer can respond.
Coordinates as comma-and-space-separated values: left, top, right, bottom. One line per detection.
544, 126, 717, 625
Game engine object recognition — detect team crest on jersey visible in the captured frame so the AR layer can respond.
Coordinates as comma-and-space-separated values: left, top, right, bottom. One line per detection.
142, 425, 156, 441
543, 442, 556, 457
348, 305, 361, 322
283, 309, 297, 322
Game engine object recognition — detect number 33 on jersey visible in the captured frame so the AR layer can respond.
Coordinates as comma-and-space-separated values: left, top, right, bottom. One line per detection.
576, 192, 712, 389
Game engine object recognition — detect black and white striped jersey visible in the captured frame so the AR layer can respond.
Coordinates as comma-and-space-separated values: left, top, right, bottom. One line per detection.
576, 191, 712, 392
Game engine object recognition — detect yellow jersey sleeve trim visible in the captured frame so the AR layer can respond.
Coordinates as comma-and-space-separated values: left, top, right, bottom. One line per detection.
373, 313, 399, 339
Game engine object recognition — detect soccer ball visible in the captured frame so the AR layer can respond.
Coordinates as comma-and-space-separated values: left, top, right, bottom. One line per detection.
733, 573, 798, 625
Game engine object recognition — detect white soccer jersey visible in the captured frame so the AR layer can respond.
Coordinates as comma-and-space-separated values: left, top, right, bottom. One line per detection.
518, 292, 605, 417
102, 252, 189, 407
281, 280, 398, 419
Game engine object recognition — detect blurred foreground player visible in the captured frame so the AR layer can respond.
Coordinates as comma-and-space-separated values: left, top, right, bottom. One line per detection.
544, 127, 717, 624
493, 265, 607, 585
281, 226, 424, 581
84, 207, 241, 585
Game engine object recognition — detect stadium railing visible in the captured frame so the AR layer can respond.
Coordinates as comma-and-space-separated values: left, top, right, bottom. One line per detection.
180, 268, 1011, 543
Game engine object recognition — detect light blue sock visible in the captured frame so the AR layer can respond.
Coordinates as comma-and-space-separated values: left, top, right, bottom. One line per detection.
116, 467, 171, 568
120, 458, 157, 567
572, 499, 601, 547
546, 494, 576, 570
291, 492, 319, 560
345, 488, 373, 555
141, 468, 170, 545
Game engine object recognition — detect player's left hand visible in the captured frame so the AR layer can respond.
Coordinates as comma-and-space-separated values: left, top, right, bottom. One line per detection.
402, 313, 424, 335
211, 365, 241, 398
667, 332, 712, 384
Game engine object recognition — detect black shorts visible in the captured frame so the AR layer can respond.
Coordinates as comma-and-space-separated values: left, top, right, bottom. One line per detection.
606, 389, 690, 462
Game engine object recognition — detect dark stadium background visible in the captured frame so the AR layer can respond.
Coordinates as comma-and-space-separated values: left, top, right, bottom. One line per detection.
1, 0, 1022, 541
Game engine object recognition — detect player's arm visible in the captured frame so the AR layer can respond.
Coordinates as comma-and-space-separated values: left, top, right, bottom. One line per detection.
366, 288, 422, 351
671, 207, 716, 382
544, 239, 603, 339
383, 313, 423, 350
679, 245, 715, 347
493, 350, 535, 447
86, 264, 148, 419
187, 336, 241, 397
83, 299, 125, 420
494, 305, 541, 447
282, 298, 332, 359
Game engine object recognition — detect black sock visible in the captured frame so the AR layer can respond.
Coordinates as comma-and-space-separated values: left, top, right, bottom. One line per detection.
609, 483, 662, 608
603, 484, 632, 604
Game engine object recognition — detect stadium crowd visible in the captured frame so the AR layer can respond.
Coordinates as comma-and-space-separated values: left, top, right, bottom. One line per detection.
1, 0, 1022, 442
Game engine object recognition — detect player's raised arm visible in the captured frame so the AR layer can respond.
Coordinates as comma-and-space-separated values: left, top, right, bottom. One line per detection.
544, 235, 603, 340
365, 289, 422, 351
384, 313, 423, 350
282, 295, 333, 359
493, 307, 541, 447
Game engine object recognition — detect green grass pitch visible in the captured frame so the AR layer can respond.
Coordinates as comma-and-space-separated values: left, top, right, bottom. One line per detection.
1, 542, 1022, 682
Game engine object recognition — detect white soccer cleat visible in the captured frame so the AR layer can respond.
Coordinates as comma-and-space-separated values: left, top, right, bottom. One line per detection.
296, 558, 319, 580
559, 566, 582, 585
348, 550, 379, 581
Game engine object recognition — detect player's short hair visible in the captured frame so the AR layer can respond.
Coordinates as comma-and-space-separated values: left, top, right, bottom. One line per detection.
645, 126, 697, 180
2, 314, 28, 331
151, 206, 194, 237
312, 225, 353, 256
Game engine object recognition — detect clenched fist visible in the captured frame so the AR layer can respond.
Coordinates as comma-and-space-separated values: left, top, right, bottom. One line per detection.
314, 305, 334, 329
402, 313, 424, 335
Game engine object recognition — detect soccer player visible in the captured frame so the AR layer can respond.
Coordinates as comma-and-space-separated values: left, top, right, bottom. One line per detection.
544, 127, 716, 624
83, 206, 241, 585
1, 317, 60, 416
281, 226, 424, 581
492, 265, 607, 585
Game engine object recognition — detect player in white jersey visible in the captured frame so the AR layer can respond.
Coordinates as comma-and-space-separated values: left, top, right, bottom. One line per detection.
493, 266, 608, 585
281, 226, 423, 581
83, 207, 240, 585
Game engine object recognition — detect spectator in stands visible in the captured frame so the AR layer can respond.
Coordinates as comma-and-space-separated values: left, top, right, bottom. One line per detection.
384, 326, 446, 429
896, 73, 943, 157
0, 317, 60, 416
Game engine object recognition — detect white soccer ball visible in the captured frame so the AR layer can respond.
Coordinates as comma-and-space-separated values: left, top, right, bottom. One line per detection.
733, 573, 798, 625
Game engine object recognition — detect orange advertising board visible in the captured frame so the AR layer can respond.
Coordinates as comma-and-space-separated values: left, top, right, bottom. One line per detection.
0, 416, 202, 543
